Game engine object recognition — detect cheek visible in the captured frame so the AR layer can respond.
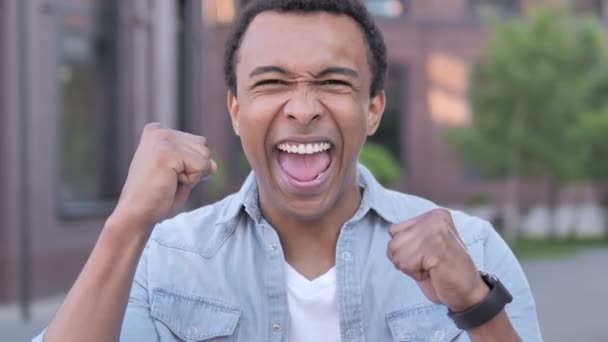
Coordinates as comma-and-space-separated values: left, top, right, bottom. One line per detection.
330, 102, 369, 145
237, 98, 282, 164
240, 95, 284, 127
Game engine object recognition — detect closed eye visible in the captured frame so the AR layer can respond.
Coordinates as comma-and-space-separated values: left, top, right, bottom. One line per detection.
317, 79, 352, 87
253, 79, 288, 88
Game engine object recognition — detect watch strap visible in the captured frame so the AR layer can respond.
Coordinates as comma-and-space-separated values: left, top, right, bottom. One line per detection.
447, 272, 513, 330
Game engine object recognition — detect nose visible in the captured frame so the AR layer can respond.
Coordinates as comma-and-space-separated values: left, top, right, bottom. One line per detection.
283, 88, 323, 126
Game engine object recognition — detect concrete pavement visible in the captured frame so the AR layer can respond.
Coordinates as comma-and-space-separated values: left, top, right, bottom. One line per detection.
0, 295, 62, 341
1, 249, 607, 341
522, 248, 608, 342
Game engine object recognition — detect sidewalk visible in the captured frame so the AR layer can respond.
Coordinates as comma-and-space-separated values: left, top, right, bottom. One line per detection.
1, 249, 607, 341
522, 248, 608, 342
0, 295, 63, 341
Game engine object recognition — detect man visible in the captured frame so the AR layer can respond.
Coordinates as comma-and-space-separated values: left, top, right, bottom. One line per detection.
36, 0, 542, 341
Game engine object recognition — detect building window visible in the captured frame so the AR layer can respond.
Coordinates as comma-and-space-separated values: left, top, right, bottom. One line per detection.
57, 1, 121, 218
569, 0, 604, 16
367, 0, 407, 18
427, 52, 471, 126
202, 0, 238, 25
178, 0, 201, 132
471, 0, 520, 18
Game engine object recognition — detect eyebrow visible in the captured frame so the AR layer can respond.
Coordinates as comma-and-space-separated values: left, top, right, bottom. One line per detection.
314, 67, 359, 79
248, 65, 359, 79
249, 66, 289, 78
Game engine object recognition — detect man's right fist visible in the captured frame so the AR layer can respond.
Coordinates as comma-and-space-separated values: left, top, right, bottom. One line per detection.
110, 123, 217, 232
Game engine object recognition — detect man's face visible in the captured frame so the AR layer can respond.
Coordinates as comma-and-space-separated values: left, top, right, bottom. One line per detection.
228, 11, 385, 221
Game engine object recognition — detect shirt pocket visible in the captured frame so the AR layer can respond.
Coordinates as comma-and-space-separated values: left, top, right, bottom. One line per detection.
386, 304, 464, 342
151, 288, 241, 342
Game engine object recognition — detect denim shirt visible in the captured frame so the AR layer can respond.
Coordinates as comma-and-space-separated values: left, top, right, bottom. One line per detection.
34, 165, 542, 342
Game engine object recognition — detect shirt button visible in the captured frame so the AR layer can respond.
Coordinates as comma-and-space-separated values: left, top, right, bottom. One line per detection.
342, 251, 352, 261
272, 322, 282, 332
433, 330, 446, 341
345, 329, 356, 339
270, 243, 278, 251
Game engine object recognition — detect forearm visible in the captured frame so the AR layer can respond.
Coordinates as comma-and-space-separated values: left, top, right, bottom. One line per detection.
467, 310, 521, 342
44, 216, 151, 342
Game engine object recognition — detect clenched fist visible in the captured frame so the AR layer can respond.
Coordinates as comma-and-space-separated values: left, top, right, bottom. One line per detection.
111, 123, 217, 232
387, 208, 490, 312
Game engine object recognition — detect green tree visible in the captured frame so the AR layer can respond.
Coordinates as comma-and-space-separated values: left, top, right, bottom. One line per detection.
448, 8, 608, 241
575, 65, 608, 237
359, 142, 403, 188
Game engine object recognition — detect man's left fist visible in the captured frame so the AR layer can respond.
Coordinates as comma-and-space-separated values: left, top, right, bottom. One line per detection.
387, 208, 489, 312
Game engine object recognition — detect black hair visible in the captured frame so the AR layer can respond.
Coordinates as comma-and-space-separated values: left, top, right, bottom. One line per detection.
223, 0, 387, 97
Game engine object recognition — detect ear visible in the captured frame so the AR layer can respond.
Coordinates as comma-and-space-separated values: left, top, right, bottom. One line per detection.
227, 90, 240, 136
366, 91, 386, 136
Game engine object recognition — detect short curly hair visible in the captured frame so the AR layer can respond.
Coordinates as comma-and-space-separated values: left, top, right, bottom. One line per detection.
223, 0, 387, 97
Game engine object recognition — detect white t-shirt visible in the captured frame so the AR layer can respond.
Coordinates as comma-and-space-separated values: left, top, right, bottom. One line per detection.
285, 262, 341, 342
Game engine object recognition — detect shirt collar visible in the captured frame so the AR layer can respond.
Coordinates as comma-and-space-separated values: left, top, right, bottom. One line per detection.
216, 164, 402, 226
356, 164, 402, 224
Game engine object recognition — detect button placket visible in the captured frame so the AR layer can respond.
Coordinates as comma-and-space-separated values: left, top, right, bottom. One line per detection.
261, 223, 288, 342
338, 223, 364, 342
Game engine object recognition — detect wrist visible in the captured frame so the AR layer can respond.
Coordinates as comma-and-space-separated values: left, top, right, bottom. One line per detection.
104, 212, 153, 244
449, 278, 491, 312
448, 272, 514, 331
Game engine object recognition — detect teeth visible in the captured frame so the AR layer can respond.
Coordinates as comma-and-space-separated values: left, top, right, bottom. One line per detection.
277, 142, 332, 155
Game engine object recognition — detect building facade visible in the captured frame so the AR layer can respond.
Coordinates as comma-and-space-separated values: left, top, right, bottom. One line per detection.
0, 0, 605, 305
0, 0, 210, 305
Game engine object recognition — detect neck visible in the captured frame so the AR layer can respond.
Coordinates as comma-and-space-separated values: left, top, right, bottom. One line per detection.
258, 173, 362, 279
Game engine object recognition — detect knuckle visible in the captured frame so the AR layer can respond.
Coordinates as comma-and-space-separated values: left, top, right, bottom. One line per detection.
396, 260, 411, 273
149, 127, 170, 142
198, 147, 210, 158
387, 241, 398, 257
434, 233, 447, 248
389, 224, 398, 234
389, 224, 402, 236
431, 207, 450, 219
143, 123, 164, 140
393, 259, 404, 271
143, 122, 160, 133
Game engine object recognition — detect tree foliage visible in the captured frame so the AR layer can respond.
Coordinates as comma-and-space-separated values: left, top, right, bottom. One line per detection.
359, 142, 403, 188
449, 8, 608, 184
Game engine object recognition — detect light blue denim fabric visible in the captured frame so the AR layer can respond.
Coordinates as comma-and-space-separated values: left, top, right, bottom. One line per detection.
34, 165, 542, 342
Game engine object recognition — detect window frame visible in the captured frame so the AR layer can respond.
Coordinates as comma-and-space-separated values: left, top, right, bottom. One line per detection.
54, 1, 122, 220
469, 0, 521, 20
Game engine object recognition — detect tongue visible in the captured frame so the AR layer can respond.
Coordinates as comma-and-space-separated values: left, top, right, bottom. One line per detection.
278, 151, 331, 182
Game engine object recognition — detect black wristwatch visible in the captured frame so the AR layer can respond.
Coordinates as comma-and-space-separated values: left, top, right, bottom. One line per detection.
447, 272, 513, 330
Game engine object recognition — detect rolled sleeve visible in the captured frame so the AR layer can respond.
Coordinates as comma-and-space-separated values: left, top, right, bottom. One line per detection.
31, 244, 160, 342
484, 226, 543, 341
119, 243, 160, 342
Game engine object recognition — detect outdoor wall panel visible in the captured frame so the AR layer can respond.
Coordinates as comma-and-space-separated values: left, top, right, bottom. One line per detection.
0, 0, 8, 303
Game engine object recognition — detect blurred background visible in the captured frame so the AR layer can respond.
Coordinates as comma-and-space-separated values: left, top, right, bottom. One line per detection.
1, 0, 607, 341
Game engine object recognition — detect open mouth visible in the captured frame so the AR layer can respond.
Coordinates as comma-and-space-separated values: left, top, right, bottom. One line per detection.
275, 141, 335, 192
